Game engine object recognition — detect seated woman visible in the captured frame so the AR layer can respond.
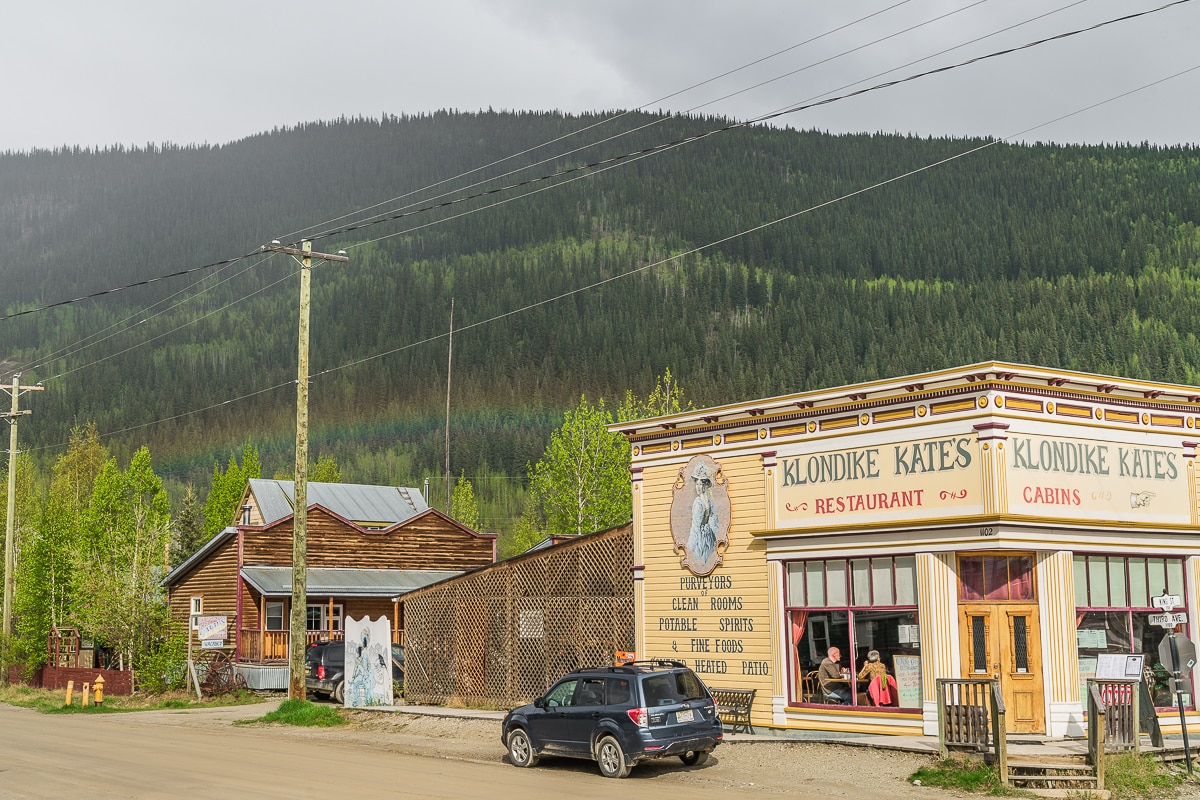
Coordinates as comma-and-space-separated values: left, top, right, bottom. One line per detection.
857, 650, 896, 706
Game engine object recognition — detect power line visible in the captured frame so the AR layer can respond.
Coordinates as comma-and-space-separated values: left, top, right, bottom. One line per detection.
4, 0, 1187, 326
278, 0, 917, 243
22, 60, 1200, 458
298, 0, 1191, 249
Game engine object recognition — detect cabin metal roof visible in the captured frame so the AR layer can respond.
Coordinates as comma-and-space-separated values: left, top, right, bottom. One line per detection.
239, 566, 462, 597
249, 479, 429, 527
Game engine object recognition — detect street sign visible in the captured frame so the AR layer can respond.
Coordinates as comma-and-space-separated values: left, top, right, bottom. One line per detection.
1149, 612, 1189, 628
200, 639, 225, 649
1153, 595, 1182, 611
1159, 633, 1197, 678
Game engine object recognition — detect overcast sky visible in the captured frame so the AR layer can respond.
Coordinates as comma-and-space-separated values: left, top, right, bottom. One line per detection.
2, 0, 1197, 153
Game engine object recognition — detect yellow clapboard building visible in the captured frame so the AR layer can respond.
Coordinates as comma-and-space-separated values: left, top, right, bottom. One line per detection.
613, 363, 1200, 737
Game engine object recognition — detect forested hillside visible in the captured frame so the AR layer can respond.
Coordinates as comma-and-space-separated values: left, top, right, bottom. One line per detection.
1, 111, 1198, 532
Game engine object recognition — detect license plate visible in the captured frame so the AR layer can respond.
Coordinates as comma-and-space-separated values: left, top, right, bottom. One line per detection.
676, 709, 694, 723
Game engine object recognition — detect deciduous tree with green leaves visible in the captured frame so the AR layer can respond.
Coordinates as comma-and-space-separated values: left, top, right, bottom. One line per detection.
72, 446, 172, 673
450, 471, 480, 531
203, 443, 260, 539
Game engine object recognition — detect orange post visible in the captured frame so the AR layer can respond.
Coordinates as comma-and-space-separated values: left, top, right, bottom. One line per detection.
64, 680, 75, 706
81, 682, 90, 707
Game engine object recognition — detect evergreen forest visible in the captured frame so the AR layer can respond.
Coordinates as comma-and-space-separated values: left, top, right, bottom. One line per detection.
1, 110, 1199, 536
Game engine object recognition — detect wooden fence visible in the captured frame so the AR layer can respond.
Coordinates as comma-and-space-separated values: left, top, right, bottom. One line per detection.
402, 525, 633, 708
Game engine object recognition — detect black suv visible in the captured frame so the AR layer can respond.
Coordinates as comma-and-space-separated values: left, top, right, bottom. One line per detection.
501, 660, 722, 778
305, 640, 405, 703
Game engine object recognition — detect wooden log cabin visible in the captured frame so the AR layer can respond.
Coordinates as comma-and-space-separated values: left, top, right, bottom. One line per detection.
161, 480, 496, 677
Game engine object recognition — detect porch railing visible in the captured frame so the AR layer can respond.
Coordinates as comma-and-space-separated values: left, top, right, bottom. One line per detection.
238, 629, 404, 662
1092, 678, 1139, 753
1087, 681, 1108, 790
936, 678, 1008, 785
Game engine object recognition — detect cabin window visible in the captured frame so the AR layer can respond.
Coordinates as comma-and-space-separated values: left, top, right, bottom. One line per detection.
306, 603, 344, 632
265, 602, 285, 631
190, 597, 203, 628
1073, 554, 1190, 710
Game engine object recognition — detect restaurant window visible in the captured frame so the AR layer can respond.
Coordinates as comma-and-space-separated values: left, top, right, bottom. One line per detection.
1073, 555, 1189, 709
786, 556, 921, 709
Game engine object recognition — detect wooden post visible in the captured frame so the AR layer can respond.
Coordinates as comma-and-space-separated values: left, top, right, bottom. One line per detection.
1, 375, 41, 686
261, 239, 346, 701
64, 680, 74, 706
81, 682, 90, 707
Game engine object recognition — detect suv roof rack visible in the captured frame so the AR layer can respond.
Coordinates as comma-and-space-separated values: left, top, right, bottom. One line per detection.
572, 659, 689, 675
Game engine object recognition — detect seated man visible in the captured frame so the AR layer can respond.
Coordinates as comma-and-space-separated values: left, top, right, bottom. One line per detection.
817, 646, 851, 704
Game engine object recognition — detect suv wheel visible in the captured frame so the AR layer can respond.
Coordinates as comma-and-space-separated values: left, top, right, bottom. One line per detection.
596, 735, 631, 779
680, 750, 710, 767
332, 681, 345, 705
507, 728, 538, 768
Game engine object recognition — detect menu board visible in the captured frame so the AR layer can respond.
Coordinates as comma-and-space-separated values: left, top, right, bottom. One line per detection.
893, 654, 922, 708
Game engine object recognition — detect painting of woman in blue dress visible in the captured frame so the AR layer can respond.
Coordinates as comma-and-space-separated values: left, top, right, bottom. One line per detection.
670, 455, 730, 576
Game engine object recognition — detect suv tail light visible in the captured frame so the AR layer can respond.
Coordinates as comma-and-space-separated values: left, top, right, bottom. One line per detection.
626, 707, 648, 728
318, 665, 326, 680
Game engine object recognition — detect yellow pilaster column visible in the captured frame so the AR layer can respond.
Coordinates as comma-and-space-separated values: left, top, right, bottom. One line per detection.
1037, 550, 1083, 736
916, 552, 960, 735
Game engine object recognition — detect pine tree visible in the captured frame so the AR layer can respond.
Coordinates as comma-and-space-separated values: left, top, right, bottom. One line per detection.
449, 470, 481, 531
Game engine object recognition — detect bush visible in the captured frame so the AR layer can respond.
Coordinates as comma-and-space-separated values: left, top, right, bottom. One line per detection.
137, 623, 189, 693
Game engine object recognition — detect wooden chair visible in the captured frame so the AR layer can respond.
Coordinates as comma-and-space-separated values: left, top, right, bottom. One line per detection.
802, 670, 825, 703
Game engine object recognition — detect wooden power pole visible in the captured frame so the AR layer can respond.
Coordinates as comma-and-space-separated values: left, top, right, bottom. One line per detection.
262, 240, 347, 699
1, 374, 42, 686
445, 297, 454, 514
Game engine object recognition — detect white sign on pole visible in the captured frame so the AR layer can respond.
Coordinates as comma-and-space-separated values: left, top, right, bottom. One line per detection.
1149, 612, 1189, 627
1152, 595, 1182, 611
196, 615, 228, 642
200, 639, 225, 649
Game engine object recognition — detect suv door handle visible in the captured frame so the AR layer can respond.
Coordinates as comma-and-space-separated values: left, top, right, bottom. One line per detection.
592, 712, 601, 718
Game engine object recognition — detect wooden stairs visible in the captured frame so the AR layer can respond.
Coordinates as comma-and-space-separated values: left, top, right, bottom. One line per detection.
1005, 752, 1109, 800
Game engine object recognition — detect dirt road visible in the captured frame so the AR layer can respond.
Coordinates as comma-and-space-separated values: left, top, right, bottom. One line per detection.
0, 701, 936, 799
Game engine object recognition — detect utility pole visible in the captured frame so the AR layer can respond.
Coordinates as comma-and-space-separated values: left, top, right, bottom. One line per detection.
1, 374, 42, 687
445, 297, 454, 514
262, 240, 347, 699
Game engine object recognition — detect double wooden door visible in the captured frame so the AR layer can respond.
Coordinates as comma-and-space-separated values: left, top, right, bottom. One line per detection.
958, 604, 1045, 733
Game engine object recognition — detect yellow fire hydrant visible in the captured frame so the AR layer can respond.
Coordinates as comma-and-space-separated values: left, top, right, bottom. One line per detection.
94, 674, 105, 705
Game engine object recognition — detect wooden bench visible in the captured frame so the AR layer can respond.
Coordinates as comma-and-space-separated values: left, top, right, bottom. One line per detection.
710, 687, 756, 734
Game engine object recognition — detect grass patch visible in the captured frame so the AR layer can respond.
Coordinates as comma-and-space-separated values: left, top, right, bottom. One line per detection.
910, 758, 1013, 795
244, 698, 346, 727
1105, 752, 1188, 800
0, 684, 261, 714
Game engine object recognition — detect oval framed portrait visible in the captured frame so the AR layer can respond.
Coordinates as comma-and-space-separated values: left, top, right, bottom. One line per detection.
669, 454, 731, 576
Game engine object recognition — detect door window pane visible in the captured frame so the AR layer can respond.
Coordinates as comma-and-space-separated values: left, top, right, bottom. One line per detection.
1011, 615, 1029, 673
970, 616, 988, 673
960, 557, 985, 600
1010, 555, 1034, 600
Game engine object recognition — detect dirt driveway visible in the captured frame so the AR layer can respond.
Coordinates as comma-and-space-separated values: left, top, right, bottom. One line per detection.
0, 700, 940, 799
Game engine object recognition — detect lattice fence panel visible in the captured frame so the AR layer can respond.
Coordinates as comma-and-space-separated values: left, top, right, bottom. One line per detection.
403, 525, 633, 708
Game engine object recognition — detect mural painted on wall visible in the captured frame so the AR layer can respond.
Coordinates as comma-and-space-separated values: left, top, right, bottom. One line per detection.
670, 455, 731, 576
344, 615, 393, 707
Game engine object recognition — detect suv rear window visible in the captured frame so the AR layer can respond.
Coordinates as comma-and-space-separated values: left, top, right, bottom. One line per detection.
641, 671, 707, 706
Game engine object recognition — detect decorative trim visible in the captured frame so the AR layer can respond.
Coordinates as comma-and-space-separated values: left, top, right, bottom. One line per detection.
931, 398, 976, 415
874, 407, 916, 423
1055, 403, 1094, 419
725, 430, 759, 444
1004, 396, 1044, 413
682, 436, 713, 449
1152, 414, 1185, 428
820, 414, 860, 431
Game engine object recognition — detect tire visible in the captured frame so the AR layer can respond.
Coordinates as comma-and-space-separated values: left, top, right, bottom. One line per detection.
332, 681, 345, 705
680, 750, 710, 767
507, 728, 538, 768
596, 735, 631, 779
